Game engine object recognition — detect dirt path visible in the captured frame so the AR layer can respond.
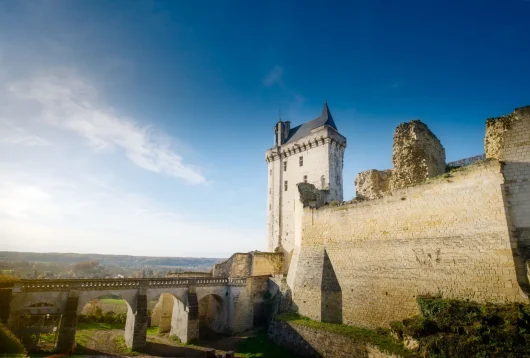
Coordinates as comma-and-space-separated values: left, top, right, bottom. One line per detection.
77, 329, 247, 357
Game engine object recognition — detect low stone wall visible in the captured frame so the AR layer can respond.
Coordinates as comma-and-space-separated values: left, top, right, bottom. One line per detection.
212, 253, 251, 278
268, 319, 404, 358
212, 252, 284, 278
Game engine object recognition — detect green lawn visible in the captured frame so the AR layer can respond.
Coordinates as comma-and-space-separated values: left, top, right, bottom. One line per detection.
235, 330, 297, 358
100, 298, 127, 305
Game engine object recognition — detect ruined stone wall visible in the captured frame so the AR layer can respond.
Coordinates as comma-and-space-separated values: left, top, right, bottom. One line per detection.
212, 253, 251, 278
390, 120, 446, 190
291, 160, 527, 328
355, 169, 392, 200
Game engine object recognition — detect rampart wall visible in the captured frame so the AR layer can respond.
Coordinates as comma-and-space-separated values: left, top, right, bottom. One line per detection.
291, 159, 527, 328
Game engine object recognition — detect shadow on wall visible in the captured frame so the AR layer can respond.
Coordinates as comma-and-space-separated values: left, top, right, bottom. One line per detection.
502, 161, 530, 297
321, 250, 342, 324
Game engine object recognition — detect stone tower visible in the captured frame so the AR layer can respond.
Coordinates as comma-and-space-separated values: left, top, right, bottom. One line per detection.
265, 102, 347, 260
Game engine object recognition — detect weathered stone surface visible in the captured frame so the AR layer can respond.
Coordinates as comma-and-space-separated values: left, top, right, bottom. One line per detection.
212, 251, 284, 278
391, 120, 446, 190
268, 319, 404, 358
291, 160, 527, 328
355, 169, 392, 199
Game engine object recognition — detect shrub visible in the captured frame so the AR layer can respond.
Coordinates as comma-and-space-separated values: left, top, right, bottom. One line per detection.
0, 323, 26, 357
393, 295, 530, 357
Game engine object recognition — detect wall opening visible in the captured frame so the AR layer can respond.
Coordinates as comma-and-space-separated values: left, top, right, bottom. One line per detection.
13, 302, 60, 353
198, 294, 226, 339
76, 294, 131, 353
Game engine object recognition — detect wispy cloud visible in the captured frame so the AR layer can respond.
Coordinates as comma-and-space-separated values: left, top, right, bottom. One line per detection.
0, 121, 52, 147
262, 65, 306, 114
8, 69, 205, 184
262, 65, 284, 87
0, 167, 257, 256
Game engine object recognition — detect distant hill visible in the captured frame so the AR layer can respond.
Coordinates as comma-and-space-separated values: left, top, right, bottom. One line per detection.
0, 251, 225, 269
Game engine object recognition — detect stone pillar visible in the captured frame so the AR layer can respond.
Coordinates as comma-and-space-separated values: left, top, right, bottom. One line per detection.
168, 288, 199, 343
56, 294, 78, 353
124, 292, 148, 350
186, 287, 199, 342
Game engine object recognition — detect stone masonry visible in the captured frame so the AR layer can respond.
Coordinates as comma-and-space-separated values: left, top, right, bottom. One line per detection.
291, 159, 528, 328
354, 120, 445, 199
390, 120, 446, 190
355, 169, 392, 200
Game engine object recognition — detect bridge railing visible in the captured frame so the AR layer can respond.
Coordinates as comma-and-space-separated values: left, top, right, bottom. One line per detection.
15, 276, 248, 292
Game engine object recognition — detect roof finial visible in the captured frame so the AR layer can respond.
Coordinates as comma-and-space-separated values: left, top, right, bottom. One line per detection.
277, 108, 283, 122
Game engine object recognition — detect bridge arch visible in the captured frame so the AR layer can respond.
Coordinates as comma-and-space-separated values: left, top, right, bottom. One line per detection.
77, 290, 137, 315
148, 290, 197, 343
198, 293, 228, 336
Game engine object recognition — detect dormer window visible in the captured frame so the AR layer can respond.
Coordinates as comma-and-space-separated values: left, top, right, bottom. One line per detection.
299, 156, 303, 167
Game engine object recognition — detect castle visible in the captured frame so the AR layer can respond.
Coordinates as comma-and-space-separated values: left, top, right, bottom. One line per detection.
265, 102, 346, 264
6, 103, 530, 356
261, 103, 530, 328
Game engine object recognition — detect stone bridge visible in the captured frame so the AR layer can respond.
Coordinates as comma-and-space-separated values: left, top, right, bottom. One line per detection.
7, 276, 265, 352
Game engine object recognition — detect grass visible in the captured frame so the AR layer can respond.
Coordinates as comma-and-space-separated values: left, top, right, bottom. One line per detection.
235, 330, 296, 358
113, 335, 141, 356
77, 322, 123, 330
276, 312, 417, 357
146, 326, 160, 335
100, 298, 127, 305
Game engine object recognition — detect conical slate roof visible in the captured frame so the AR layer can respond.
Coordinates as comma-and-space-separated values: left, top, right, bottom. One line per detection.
283, 102, 338, 144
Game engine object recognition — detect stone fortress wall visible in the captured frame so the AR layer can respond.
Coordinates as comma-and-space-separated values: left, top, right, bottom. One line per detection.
288, 105, 530, 328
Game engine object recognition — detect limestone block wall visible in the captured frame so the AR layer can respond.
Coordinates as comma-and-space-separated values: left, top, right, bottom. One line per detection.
212, 253, 251, 278
251, 252, 284, 276
492, 106, 530, 260
390, 120, 446, 190
292, 160, 527, 328
355, 169, 392, 199
212, 252, 284, 278
227, 285, 253, 332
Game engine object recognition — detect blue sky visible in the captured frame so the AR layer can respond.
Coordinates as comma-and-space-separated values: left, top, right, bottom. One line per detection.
0, 0, 528, 257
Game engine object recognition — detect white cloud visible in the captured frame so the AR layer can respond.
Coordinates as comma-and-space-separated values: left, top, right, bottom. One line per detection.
0, 167, 258, 257
8, 69, 205, 184
262, 65, 284, 87
0, 121, 51, 146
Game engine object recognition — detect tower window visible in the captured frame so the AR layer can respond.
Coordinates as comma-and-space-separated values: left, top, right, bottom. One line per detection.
284, 181, 288, 191
269, 204, 271, 210
321, 175, 325, 189
269, 169, 272, 176
303, 175, 307, 183
283, 161, 287, 172
299, 156, 303, 166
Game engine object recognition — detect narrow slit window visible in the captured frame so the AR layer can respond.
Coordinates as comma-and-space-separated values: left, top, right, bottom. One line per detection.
284, 181, 288, 191
321, 175, 325, 189
299, 156, 303, 166
283, 161, 287, 172
269, 169, 272, 176
303, 175, 307, 183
